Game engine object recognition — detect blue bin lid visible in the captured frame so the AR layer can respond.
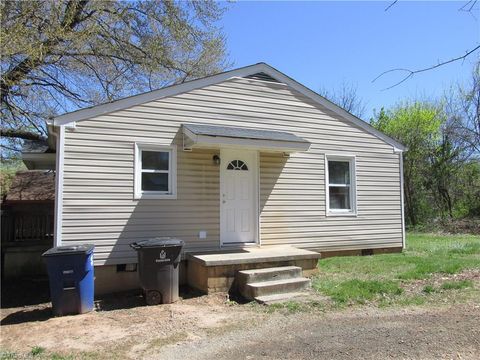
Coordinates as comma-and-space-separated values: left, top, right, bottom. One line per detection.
42, 244, 95, 257
131, 237, 184, 249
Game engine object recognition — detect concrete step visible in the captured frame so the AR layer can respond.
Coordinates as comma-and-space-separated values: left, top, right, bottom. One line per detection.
254, 291, 311, 305
244, 277, 311, 299
237, 266, 302, 289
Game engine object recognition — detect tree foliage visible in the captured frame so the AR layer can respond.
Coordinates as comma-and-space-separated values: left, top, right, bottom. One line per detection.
0, 0, 228, 152
371, 103, 443, 225
371, 64, 480, 226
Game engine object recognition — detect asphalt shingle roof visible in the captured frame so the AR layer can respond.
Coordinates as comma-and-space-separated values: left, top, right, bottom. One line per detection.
183, 124, 309, 144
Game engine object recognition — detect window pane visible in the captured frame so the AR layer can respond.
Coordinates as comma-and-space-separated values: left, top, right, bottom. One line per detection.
328, 161, 350, 185
142, 173, 169, 192
142, 151, 169, 170
227, 160, 248, 171
329, 186, 351, 210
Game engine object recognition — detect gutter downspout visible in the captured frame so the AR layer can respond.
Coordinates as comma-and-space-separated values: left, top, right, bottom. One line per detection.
49, 119, 65, 247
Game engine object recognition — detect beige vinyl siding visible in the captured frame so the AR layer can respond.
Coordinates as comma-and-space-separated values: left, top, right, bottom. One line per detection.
61, 77, 402, 265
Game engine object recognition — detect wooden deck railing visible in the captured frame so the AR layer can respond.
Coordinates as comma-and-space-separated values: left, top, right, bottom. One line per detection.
1, 203, 54, 246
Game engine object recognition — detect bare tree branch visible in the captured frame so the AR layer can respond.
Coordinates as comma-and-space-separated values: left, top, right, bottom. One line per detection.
1, 128, 47, 141
0, 0, 229, 150
385, 1, 398, 12
373, 45, 480, 90
459, 0, 478, 12
1, 0, 88, 102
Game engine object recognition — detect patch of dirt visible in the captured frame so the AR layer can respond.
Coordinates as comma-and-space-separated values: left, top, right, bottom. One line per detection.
0, 291, 257, 358
402, 269, 480, 295
2, 289, 480, 359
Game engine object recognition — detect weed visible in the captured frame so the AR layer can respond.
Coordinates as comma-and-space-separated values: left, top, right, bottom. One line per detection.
31, 347, 45, 356
422, 285, 436, 294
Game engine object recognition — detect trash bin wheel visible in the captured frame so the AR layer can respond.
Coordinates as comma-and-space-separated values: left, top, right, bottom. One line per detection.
145, 290, 162, 305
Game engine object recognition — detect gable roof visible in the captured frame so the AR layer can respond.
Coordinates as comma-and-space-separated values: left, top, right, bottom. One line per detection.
50, 63, 406, 151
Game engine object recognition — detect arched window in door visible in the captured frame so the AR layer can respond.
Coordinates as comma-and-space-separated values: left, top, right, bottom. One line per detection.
227, 160, 248, 170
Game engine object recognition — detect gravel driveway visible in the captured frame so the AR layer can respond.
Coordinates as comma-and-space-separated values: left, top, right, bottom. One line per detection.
157, 303, 480, 360
1, 293, 479, 359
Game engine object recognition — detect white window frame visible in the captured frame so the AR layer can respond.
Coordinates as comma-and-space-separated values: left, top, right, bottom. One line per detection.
134, 143, 177, 199
325, 154, 357, 216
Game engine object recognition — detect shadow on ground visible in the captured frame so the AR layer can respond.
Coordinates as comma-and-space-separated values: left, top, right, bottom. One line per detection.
1, 276, 50, 308
1, 306, 52, 325
94, 286, 207, 311
1, 284, 212, 326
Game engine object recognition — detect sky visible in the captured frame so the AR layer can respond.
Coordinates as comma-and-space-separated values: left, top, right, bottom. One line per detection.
221, 1, 479, 120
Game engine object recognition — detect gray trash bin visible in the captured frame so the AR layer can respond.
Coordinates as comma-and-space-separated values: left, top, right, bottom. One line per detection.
130, 238, 184, 305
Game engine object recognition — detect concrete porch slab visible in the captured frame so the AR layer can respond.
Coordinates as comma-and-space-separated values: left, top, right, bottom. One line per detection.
186, 246, 321, 294
187, 246, 321, 266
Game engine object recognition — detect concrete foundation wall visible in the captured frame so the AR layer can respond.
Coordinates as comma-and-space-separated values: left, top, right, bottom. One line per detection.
2, 245, 49, 279
317, 246, 402, 259
94, 262, 188, 296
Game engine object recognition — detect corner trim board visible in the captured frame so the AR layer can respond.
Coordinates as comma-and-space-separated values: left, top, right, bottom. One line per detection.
54, 125, 65, 246
399, 152, 406, 249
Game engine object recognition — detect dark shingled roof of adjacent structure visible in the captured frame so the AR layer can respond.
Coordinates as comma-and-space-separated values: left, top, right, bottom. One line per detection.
22, 139, 54, 153
4, 171, 55, 201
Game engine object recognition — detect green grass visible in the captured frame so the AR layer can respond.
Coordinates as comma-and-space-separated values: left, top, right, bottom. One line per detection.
267, 301, 303, 313
0, 351, 17, 360
316, 279, 403, 304
264, 300, 327, 314
440, 280, 473, 290
312, 233, 480, 306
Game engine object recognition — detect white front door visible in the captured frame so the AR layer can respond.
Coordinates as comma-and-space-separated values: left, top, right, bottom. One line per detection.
220, 149, 258, 245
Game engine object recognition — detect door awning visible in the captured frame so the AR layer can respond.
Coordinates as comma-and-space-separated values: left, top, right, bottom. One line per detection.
182, 124, 310, 153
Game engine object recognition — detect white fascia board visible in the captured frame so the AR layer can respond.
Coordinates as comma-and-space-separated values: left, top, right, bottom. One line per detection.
184, 128, 310, 153
52, 62, 406, 151
253, 64, 407, 152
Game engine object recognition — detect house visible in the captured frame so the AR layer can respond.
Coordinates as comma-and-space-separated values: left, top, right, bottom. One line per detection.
46, 63, 406, 295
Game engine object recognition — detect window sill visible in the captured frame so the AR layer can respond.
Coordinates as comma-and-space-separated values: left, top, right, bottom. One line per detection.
327, 211, 357, 217
134, 193, 177, 200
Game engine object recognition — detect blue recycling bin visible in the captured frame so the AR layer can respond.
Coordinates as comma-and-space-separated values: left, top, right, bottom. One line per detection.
42, 244, 95, 316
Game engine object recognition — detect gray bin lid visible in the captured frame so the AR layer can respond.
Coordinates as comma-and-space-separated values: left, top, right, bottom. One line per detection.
42, 244, 95, 257
131, 237, 184, 249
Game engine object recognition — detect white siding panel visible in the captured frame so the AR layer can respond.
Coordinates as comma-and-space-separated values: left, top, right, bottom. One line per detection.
61, 77, 403, 265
